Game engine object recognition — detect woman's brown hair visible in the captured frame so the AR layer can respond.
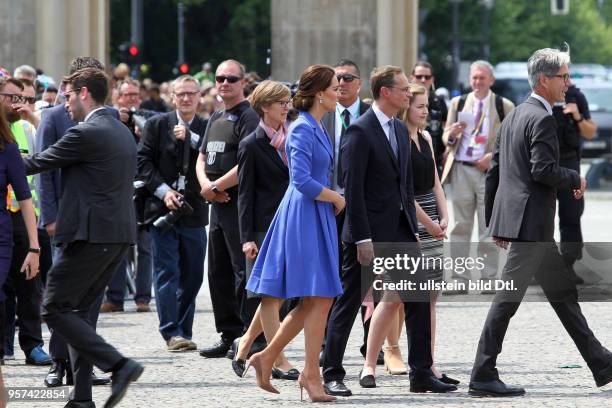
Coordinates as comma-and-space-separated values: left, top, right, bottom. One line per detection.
0, 105, 16, 151
292, 65, 335, 112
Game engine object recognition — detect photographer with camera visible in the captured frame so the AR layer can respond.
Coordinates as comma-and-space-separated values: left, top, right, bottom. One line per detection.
100, 78, 161, 314
137, 75, 209, 351
553, 81, 596, 284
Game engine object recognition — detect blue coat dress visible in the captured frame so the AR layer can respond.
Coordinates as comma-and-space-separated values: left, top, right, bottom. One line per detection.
246, 112, 343, 299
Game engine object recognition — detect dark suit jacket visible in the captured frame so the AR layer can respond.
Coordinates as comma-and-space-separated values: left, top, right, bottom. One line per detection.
485, 96, 580, 242
36, 104, 120, 228
35, 104, 75, 227
138, 111, 209, 227
322, 100, 371, 157
24, 108, 137, 245
340, 107, 418, 243
237, 125, 289, 243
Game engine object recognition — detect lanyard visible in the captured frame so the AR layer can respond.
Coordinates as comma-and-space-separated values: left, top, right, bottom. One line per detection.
471, 101, 489, 137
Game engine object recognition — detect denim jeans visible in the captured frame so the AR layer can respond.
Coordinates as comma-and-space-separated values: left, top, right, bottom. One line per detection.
150, 224, 206, 340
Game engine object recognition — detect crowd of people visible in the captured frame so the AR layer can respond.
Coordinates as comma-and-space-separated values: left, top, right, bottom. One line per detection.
0, 44, 610, 408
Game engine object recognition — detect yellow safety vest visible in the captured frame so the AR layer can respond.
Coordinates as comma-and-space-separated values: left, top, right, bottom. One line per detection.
7, 121, 39, 216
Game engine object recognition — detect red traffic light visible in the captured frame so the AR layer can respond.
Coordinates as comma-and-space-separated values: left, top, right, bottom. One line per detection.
179, 63, 189, 74
129, 45, 139, 57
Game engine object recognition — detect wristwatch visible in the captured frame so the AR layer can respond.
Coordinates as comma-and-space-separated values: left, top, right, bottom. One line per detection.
28, 247, 41, 254
211, 182, 219, 193
575, 115, 584, 123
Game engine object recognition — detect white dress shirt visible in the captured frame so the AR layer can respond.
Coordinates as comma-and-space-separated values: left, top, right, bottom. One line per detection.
530, 92, 553, 116
455, 91, 491, 162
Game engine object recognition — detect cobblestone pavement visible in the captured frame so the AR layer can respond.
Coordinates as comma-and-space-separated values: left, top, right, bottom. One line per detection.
4, 194, 612, 407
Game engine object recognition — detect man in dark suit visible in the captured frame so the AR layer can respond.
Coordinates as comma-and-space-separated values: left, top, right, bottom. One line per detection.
322, 65, 456, 396
24, 68, 143, 408
138, 75, 208, 352
36, 57, 112, 389
469, 47, 612, 397
320, 59, 378, 367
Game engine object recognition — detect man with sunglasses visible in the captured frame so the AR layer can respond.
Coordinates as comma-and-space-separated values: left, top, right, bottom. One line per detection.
36, 57, 113, 389
410, 61, 448, 175
0, 77, 52, 367
196, 59, 260, 358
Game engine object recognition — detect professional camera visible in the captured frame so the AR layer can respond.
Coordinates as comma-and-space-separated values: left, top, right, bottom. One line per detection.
128, 107, 148, 132
153, 194, 194, 233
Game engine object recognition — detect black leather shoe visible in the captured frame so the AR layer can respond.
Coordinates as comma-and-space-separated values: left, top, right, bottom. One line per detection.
232, 358, 246, 378
45, 360, 67, 387
272, 367, 299, 380
104, 359, 144, 408
359, 370, 376, 388
227, 338, 267, 359
92, 371, 111, 386
226, 338, 240, 361
359, 345, 385, 365
469, 379, 525, 397
65, 369, 110, 386
199, 338, 232, 358
64, 401, 95, 408
323, 380, 352, 396
410, 375, 457, 393
439, 374, 460, 385
249, 340, 267, 355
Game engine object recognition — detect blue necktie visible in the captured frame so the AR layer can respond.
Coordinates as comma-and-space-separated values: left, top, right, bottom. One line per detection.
388, 119, 398, 159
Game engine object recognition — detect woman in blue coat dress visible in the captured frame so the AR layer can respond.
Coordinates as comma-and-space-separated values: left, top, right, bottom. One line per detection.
245, 65, 345, 402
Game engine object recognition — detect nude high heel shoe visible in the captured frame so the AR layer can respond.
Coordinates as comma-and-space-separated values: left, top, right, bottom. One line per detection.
384, 345, 407, 375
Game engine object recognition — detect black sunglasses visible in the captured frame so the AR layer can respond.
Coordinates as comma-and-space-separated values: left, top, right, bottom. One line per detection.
336, 74, 359, 83
215, 75, 241, 84
0, 93, 24, 103
414, 75, 432, 80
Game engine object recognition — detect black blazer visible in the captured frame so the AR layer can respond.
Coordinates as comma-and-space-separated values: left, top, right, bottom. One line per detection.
485, 96, 580, 242
24, 108, 137, 245
340, 107, 418, 243
137, 111, 209, 227
322, 100, 371, 155
237, 125, 289, 243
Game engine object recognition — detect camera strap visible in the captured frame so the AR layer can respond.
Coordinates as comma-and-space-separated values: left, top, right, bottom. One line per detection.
176, 122, 192, 193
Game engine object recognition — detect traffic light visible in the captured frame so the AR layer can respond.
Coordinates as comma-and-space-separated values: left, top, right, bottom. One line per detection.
179, 63, 189, 74
129, 44, 139, 58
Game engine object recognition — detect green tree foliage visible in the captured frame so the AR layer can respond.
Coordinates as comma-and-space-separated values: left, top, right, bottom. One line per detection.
420, 0, 612, 88
110, 0, 270, 81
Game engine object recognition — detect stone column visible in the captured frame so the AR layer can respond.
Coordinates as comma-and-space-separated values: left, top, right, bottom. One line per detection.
271, 0, 418, 92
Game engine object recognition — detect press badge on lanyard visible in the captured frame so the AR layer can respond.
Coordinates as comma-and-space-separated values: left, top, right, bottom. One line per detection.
466, 105, 488, 157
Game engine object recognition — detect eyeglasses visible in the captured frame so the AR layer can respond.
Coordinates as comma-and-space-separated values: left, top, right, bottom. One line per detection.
22, 96, 36, 104
275, 100, 291, 108
174, 91, 199, 99
0, 93, 25, 103
62, 88, 82, 101
215, 75, 242, 84
550, 73, 570, 82
122, 92, 140, 98
414, 75, 432, 81
336, 74, 359, 83
387, 86, 412, 94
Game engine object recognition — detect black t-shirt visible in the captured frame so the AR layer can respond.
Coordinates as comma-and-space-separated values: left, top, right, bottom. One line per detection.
411, 132, 435, 193
200, 100, 259, 154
